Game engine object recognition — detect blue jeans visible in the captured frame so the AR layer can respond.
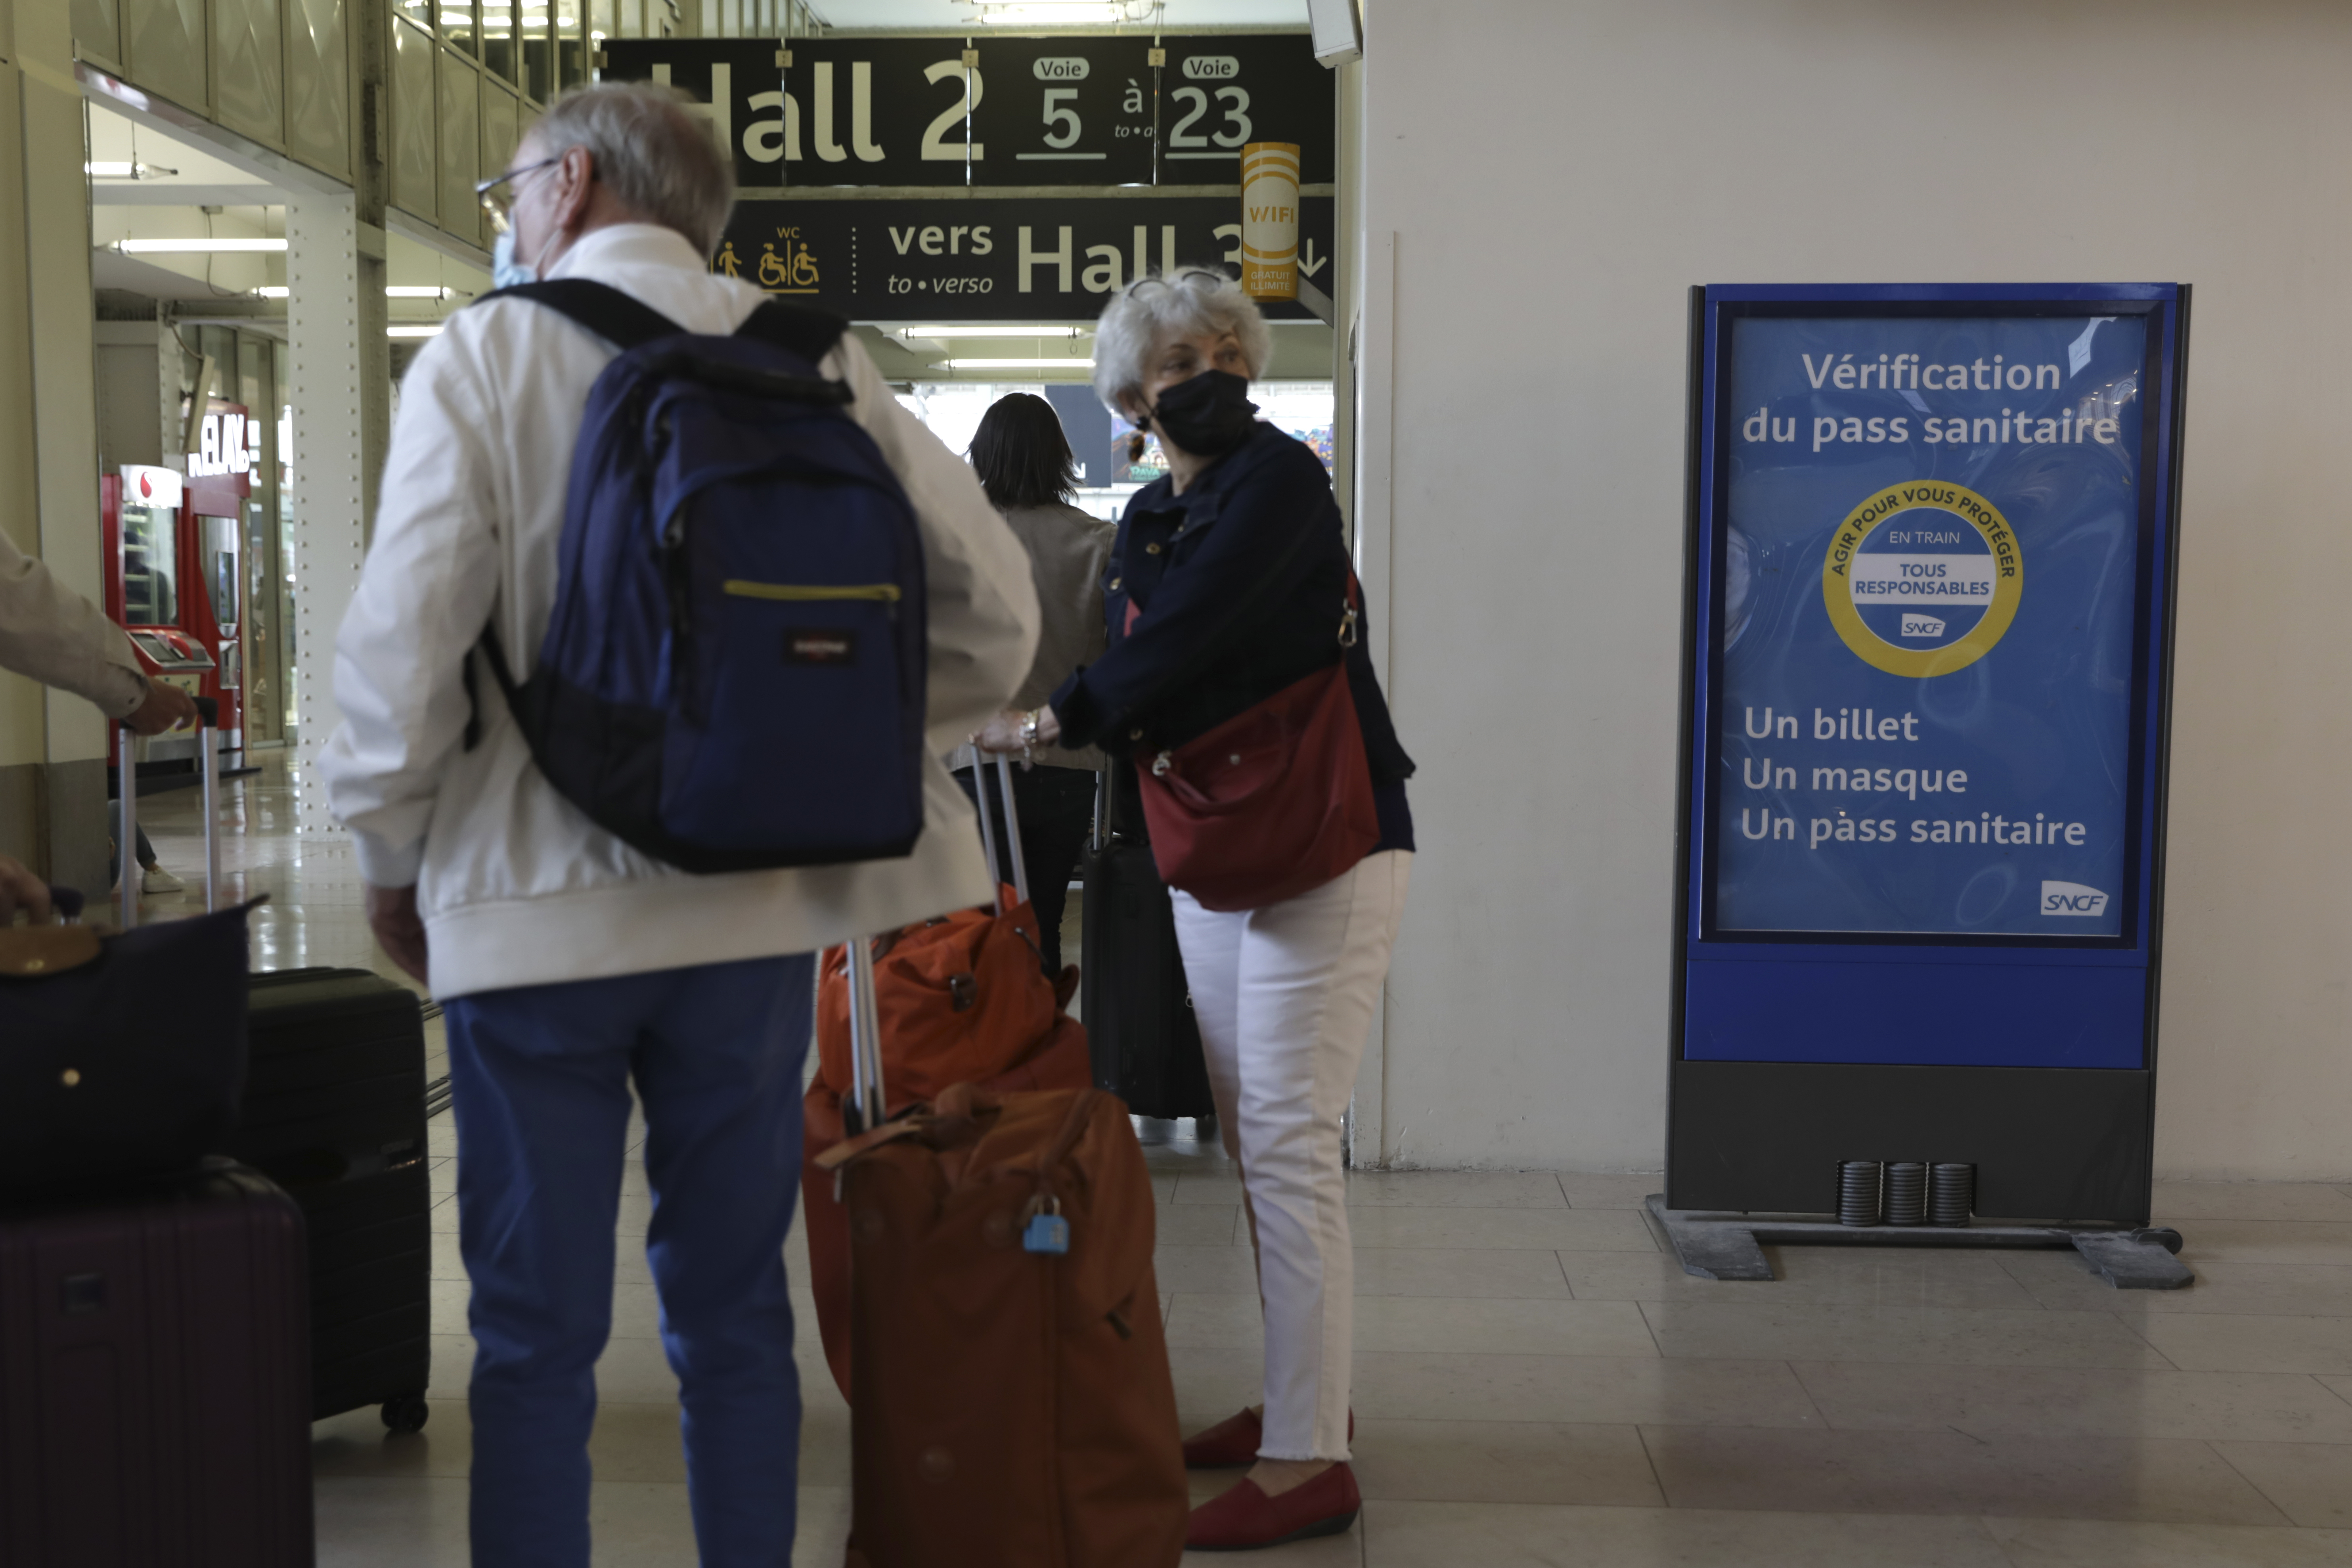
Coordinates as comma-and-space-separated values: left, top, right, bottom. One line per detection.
444, 954, 813, 1568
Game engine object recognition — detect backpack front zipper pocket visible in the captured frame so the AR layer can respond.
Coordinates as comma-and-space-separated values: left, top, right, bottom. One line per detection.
723, 580, 903, 604
666, 572, 914, 853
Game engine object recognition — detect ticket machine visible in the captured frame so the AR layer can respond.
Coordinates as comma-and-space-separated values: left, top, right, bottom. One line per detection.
103, 453, 240, 785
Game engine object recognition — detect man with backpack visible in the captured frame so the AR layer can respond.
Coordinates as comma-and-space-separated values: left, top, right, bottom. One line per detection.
318, 83, 1038, 1567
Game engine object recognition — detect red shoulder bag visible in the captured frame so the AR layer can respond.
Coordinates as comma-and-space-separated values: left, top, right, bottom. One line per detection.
1129, 577, 1381, 912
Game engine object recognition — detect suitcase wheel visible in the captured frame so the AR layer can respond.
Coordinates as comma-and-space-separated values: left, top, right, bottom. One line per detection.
381, 1394, 431, 1434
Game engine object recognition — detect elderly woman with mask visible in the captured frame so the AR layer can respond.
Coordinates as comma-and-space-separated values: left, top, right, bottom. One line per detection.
976, 269, 1415, 1553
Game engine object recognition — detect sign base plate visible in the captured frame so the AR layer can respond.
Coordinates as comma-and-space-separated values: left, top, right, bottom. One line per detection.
1643, 1195, 2192, 1290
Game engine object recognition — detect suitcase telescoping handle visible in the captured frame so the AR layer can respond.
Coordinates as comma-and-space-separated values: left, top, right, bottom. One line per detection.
993, 752, 1031, 909
117, 695, 220, 931
968, 749, 1031, 916
843, 932, 886, 1136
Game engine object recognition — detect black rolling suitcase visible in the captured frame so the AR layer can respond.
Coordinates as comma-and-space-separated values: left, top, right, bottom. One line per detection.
1079, 764, 1216, 1120
233, 969, 433, 1433
0, 1160, 314, 1567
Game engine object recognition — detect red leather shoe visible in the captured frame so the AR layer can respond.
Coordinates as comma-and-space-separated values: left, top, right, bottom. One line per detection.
1186, 1463, 1362, 1552
1182, 1409, 1262, 1468
1181, 1407, 1354, 1468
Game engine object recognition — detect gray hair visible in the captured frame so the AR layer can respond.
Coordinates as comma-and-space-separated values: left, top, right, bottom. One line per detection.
1091, 269, 1272, 413
525, 82, 734, 257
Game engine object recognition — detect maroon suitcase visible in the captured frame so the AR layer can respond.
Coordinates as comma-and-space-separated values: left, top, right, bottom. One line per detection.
0, 1161, 314, 1568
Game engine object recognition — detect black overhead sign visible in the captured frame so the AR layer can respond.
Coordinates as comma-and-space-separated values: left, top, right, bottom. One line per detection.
715, 195, 1334, 322
601, 36, 1334, 189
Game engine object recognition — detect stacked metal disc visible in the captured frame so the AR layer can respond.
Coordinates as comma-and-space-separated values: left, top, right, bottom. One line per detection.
1883, 1162, 1927, 1225
1837, 1160, 1883, 1226
1929, 1162, 1975, 1226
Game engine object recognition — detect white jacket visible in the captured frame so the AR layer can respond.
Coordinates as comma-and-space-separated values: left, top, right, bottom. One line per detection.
318, 224, 1039, 999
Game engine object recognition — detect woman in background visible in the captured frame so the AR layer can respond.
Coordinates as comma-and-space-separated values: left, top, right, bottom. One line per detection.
961, 392, 1116, 972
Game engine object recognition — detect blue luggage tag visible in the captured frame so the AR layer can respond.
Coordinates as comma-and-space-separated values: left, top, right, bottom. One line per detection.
1022, 1197, 1070, 1255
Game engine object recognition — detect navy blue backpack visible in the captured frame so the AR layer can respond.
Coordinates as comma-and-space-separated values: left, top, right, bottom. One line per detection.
471, 279, 928, 873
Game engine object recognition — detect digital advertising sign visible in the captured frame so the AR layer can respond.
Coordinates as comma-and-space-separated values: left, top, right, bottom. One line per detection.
1669, 284, 2189, 1222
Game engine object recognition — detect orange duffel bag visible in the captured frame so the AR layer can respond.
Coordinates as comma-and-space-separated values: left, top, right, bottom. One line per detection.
820, 1082, 1187, 1568
803, 758, 1093, 1398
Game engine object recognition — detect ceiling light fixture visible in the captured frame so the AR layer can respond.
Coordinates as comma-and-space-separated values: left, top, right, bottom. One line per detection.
968, 0, 1158, 19
249, 285, 461, 300
978, 6, 1125, 22
901, 325, 1090, 339
111, 237, 287, 253
85, 161, 179, 180
387, 325, 444, 339
943, 357, 1097, 370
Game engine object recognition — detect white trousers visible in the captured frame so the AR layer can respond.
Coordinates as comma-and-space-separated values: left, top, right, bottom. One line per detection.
1171, 849, 1412, 1461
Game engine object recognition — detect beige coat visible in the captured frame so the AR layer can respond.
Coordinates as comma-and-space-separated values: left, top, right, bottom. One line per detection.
0, 526, 145, 720
993, 500, 1115, 772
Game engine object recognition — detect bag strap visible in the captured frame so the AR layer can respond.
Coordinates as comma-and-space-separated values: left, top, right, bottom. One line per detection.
484, 281, 848, 363
812, 1112, 926, 1172
463, 623, 524, 752
734, 298, 850, 363
481, 278, 689, 349
1024, 1087, 1100, 1219
490, 284, 851, 410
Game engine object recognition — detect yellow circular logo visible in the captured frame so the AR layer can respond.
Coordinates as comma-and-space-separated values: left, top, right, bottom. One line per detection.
1821, 481, 2022, 677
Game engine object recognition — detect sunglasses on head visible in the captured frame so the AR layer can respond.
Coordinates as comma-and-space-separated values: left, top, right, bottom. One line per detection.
1121, 268, 1231, 299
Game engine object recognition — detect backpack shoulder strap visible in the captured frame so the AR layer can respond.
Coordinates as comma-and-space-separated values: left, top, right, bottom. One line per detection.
480, 278, 686, 350
462, 622, 524, 752
734, 299, 848, 363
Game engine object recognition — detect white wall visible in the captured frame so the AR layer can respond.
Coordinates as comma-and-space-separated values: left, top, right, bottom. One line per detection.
1359, 0, 2352, 1180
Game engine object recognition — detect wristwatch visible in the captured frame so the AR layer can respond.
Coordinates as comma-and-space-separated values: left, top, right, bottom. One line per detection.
1019, 710, 1041, 750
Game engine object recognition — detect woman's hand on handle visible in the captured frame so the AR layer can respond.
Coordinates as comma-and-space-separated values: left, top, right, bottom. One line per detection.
971, 706, 1060, 756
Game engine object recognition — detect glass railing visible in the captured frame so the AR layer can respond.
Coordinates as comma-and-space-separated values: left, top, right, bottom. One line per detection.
586, 0, 822, 39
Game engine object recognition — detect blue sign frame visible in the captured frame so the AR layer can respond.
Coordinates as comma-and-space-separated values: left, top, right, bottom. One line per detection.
1676, 284, 2187, 1074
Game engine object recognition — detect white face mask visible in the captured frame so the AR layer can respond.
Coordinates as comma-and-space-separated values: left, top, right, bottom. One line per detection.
492, 228, 536, 291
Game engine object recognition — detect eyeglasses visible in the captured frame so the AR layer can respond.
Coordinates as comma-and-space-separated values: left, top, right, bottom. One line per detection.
475, 156, 562, 235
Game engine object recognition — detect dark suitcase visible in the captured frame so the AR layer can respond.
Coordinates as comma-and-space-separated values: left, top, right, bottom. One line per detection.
1, 700, 256, 1203
1079, 766, 1215, 1120
234, 968, 433, 1432
0, 897, 254, 1200
0, 1160, 314, 1568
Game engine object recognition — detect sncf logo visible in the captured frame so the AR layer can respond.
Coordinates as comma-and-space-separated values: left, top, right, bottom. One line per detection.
2041, 881, 2109, 917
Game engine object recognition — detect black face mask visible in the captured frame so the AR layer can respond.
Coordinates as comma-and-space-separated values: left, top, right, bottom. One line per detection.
1144, 369, 1258, 458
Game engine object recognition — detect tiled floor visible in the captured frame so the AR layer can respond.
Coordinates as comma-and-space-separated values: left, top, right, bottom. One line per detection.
140, 762, 2352, 1566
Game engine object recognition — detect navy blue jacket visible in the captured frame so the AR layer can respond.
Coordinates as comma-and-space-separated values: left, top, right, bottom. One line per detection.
1050, 424, 1415, 806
